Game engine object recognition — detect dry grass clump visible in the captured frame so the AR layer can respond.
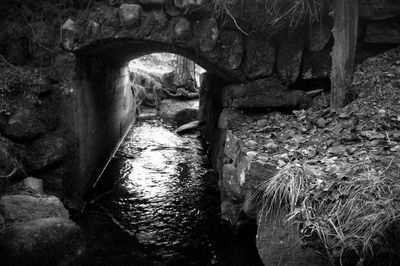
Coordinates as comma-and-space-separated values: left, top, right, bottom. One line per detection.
208, 0, 326, 34
259, 161, 400, 262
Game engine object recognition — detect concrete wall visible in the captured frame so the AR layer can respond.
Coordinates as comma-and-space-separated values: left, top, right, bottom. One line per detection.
70, 55, 136, 208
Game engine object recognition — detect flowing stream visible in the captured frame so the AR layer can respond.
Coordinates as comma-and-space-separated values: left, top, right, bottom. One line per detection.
77, 115, 262, 266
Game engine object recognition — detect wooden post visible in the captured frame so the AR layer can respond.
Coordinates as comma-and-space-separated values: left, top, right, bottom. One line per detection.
330, 0, 359, 109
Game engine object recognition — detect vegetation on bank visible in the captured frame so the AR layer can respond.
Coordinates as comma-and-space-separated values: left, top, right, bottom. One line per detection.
208, 0, 327, 35
255, 47, 400, 263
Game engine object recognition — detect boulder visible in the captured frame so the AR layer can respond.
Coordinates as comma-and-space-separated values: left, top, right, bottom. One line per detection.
173, 108, 198, 126
173, 17, 191, 40
364, 22, 400, 44
0, 217, 85, 266
24, 132, 67, 171
308, 22, 332, 51
2, 109, 47, 142
277, 33, 304, 84
198, 17, 219, 52
119, 4, 143, 28
175, 120, 201, 134
243, 34, 276, 79
61, 18, 78, 51
0, 194, 69, 223
256, 212, 328, 266
360, 0, 400, 20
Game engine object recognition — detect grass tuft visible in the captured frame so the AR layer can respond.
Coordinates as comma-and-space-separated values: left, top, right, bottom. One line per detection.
258, 161, 400, 262
208, 0, 327, 35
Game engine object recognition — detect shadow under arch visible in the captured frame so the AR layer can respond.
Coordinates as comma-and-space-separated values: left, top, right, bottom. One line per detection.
69, 38, 231, 209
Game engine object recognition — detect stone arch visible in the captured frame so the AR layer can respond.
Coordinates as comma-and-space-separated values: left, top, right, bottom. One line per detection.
70, 39, 232, 208
62, 1, 333, 207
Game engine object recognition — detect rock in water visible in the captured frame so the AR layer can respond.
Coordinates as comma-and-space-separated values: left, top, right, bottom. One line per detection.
0, 217, 85, 266
0, 194, 69, 223
175, 120, 201, 134
173, 108, 198, 126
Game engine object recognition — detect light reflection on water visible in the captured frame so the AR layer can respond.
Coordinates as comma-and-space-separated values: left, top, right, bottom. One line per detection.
80, 117, 263, 265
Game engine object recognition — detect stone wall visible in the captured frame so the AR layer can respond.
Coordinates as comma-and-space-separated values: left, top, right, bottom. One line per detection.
70, 55, 136, 208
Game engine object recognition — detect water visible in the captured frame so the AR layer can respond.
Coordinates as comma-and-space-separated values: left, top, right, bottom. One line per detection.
77, 116, 262, 266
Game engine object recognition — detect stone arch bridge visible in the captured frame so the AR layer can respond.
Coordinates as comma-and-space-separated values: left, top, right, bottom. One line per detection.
60, 0, 397, 207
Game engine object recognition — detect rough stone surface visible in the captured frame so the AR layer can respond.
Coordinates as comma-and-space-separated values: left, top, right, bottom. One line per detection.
302, 48, 332, 79
277, 33, 304, 84
220, 200, 242, 225
119, 4, 143, 28
140, 0, 165, 5
173, 108, 198, 126
174, 0, 210, 8
242, 191, 260, 219
365, 22, 400, 44
165, 5, 181, 16
150, 9, 168, 28
0, 217, 85, 266
23, 177, 44, 193
197, 17, 219, 52
308, 22, 332, 51
243, 34, 275, 79
173, 17, 191, 40
61, 18, 77, 51
0, 137, 15, 176
25, 131, 67, 171
2, 109, 47, 142
222, 78, 310, 109
0, 194, 69, 223
256, 212, 328, 266
360, 0, 400, 20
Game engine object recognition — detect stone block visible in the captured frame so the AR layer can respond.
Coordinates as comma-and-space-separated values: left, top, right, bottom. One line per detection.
24, 131, 67, 171
139, 0, 165, 5
0, 217, 85, 266
61, 18, 78, 51
277, 33, 304, 84
173, 17, 191, 39
0, 195, 69, 223
119, 4, 143, 28
23, 177, 44, 193
308, 22, 332, 51
243, 34, 276, 79
3, 108, 47, 142
198, 17, 219, 52
360, 0, 400, 20
222, 163, 242, 199
302, 48, 332, 79
365, 22, 400, 44
222, 78, 310, 110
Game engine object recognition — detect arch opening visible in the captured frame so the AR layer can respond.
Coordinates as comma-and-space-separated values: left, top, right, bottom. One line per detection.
70, 43, 229, 207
